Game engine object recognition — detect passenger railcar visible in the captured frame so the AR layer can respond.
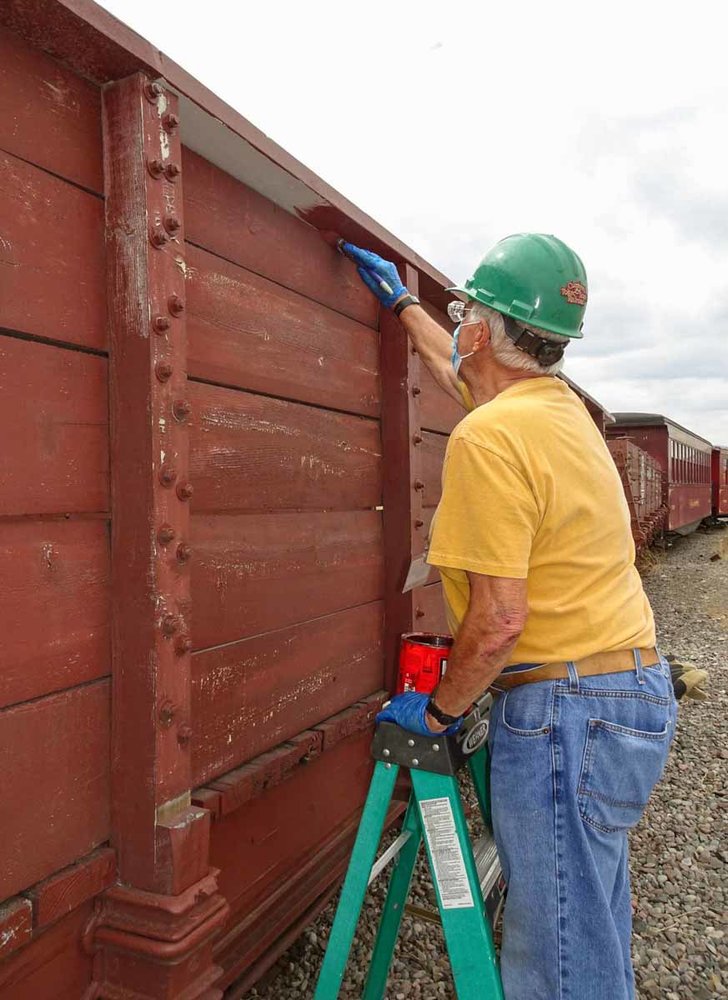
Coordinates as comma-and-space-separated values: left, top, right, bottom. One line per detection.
712, 446, 728, 518
609, 414, 713, 534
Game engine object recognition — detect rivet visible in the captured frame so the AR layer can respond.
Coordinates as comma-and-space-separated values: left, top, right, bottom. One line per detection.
144, 80, 164, 103
150, 226, 169, 248
433, 744, 440, 752
168, 294, 185, 316
415, 607, 425, 619
161, 613, 180, 636
177, 723, 192, 746
412, 386, 421, 396
153, 315, 171, 334
414, 480, 425, 491
158, 701, 175, 727
146, 156, 165, 178
382, 749, 390, 757
164, 162, 181, 181
411, 758, 419, 766
176, 481, 194, 502
176, 542, 192, 563
157, 523, 175, 545
414, 519, 424, 529
173, 398, 192, 421
413, 433, 423, 445
159, 464, 177, 487
155, 362, 173, 382
385, 762, 392, 769
407, 739, 415, 747
163, 214, 181, 235
175, 635, 192, 656
162, 112, 180, 133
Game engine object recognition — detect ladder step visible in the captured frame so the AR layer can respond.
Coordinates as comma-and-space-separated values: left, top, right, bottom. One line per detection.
473, 832, 500, 897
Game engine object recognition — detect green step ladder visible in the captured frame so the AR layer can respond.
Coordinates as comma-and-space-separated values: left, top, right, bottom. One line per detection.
314, 693, 506, 1000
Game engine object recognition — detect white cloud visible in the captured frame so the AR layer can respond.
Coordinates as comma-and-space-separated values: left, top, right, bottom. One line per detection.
96, 0, 728, 442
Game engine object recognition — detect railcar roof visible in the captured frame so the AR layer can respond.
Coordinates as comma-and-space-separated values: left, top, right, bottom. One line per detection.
612, 412, 713, 447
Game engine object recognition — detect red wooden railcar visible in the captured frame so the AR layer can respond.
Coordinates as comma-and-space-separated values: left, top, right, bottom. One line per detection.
607, 437, 667, 550
609, 413, 713, 534
712, 446, 728, 518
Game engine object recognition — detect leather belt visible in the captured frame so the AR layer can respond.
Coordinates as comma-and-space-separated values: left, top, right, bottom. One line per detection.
491, 647, 660, 692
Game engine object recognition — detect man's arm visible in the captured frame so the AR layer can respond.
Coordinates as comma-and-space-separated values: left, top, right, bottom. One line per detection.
341, 242, 465, 406
426, 572, 528, 730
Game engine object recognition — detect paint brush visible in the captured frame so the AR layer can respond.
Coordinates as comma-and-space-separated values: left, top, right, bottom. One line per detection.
319, 230, 394, 296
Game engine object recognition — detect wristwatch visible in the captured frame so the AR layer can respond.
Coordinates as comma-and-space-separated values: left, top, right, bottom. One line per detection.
426, 697, 461, 726
393, 293, 420, 317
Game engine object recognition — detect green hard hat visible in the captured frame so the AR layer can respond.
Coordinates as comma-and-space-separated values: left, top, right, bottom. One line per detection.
448, 233, 588, 339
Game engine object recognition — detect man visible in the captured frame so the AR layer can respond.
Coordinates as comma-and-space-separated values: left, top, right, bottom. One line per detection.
344, 235, 677, 1000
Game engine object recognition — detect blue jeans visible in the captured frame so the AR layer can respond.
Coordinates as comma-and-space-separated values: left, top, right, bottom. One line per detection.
488, 653, 677, 1000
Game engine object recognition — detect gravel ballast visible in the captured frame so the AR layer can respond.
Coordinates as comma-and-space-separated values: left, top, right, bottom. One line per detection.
244, 528, 728, 999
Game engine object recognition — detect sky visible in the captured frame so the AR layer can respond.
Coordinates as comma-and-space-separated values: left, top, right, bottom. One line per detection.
97, 0, 728, 444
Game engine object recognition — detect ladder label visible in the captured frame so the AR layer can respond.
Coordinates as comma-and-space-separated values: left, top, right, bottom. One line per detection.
419, 797, 474, 910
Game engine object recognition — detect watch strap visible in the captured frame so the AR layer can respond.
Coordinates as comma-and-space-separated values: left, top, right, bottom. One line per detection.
393, 293, 420, 317
426, 697, 460, 726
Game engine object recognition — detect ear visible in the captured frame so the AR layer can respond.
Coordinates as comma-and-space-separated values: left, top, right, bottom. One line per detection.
471, 319, 491, 353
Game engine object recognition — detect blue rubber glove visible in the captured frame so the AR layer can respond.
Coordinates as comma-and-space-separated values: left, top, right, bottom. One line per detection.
341, 243, 407, 309
376, 692, 463, 737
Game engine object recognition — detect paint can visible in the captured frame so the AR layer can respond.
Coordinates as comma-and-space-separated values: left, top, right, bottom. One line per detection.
396, 632, 453, 695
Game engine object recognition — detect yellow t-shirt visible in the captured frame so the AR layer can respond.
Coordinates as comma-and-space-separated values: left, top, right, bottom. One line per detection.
426, 376, 655, 663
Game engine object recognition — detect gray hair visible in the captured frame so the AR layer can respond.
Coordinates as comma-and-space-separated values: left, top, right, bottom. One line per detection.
469, 302, 569, 376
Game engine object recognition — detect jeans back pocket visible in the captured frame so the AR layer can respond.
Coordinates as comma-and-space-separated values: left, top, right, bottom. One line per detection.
578, 718, 672, 833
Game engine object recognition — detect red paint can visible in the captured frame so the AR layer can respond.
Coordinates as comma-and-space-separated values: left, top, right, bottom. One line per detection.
396, 632, 453, 695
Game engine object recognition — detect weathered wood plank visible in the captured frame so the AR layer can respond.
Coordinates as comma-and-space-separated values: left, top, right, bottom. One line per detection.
419, 364, 464, 435
186, 244, 379, 417
413, 581, 450, 635
192, 602, 384, 785
0, 152, 105, 349
192, 509, 383, 650
0, 25, 102, 192
210, 729, 374, 935
0, 897, 32, 960
189, 382, 382, 513
182, 148, 378, 328
421, 430, 448, 507
0, 518, 109, 709
0, 901, 94, 999
0, 337, 108, 515
0, 680, 110, 900
24, 846, 115, 930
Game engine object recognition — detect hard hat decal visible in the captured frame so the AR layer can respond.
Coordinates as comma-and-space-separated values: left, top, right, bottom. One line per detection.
560, 281, 588, 306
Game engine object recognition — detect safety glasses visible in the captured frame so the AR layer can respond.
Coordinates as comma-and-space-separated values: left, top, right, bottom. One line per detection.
447, 300, 471, 324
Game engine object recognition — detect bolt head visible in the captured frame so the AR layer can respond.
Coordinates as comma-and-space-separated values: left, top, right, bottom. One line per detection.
163, 214, 181, 235
382, 749, 390, 757
157, 523, 175, 545
162, 112, 180, 133
153, 315, 171, 334
177, 723, 193, 746
168, 294, 185, 316
144, 80, 164, 103
164, 162, 181, 181
146, 156, 165, 178
159, 700, 175, 727
411, 758, 419, 767
161, 613, 180, 636
173, 398, 192, 421
150, 226, 169, 248
432, 743, 440, 752
176, 481, 194, 501
155, 362, 173, 382
176, 542, 192, 563
415, 608, 425, 618
175, 635, 193, 656
413, 434, 423, 445
414, 519, 424, 529
412, 386, 421, 396
407, 739, 415, 747
414, 480, 425, 491
159, 464, 177, 486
